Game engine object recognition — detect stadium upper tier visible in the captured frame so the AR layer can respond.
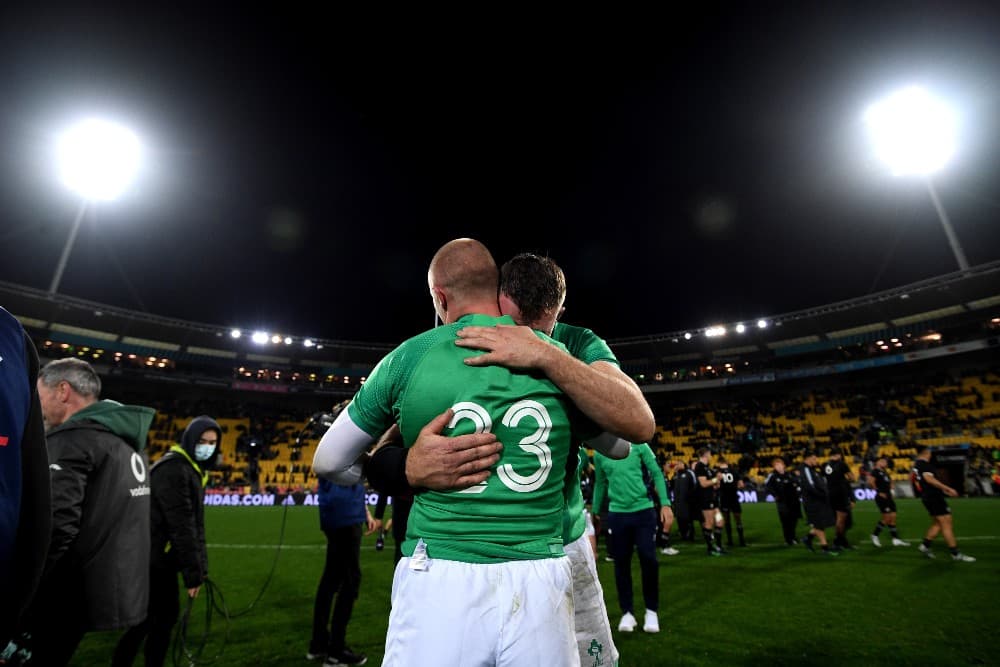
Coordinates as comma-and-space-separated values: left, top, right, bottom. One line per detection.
3, 259, 999, 393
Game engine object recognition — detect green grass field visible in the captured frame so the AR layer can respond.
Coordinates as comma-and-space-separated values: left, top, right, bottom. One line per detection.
71, 498, 998, 666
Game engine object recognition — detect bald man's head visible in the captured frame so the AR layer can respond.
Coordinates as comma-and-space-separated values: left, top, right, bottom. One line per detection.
427, 239, 500, 323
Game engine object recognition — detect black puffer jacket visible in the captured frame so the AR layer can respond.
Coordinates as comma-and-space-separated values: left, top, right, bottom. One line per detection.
149, 416, 221, 588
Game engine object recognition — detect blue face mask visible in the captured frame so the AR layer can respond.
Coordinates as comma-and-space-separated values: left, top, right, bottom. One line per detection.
194, 444, 216, 462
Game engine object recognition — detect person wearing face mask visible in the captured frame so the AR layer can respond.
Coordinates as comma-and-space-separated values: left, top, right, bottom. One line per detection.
113, 415, 222, 667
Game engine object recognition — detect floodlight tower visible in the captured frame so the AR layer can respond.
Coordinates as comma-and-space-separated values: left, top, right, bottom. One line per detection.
50, 118, 142, 294
864, 86, 969, 271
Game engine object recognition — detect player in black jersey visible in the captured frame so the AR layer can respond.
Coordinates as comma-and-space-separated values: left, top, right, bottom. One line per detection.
799, 451, 838, 556
823, 448, 855, 549
717, 461, 746, 547
764, 457, 801, 546
868, 456, 908, 547
693, 447, 725, 556
912, 447, 975, 562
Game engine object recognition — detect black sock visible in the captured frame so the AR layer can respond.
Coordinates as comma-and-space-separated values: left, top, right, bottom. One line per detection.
889, 526, 899, 538
704, 531, 715, 553
922, 538, 933, 549
949, 546, 959, 556
873, 522, 884, 536
713, 529, 723, 548
737, 524, 745, 544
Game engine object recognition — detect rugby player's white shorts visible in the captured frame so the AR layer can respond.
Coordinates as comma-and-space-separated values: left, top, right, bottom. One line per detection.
382, 555, 578, 666
565, 532, 619, 667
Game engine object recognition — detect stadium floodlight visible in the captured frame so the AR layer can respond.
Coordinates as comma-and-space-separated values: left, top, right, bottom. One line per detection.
864, 86, 955, 177
283, 336, 293, 345
303, 339, 315, 348
683, 332, 693, 340
705, 326, 726, 338
864, 86, 969, 271
48, 118, 142, 295
757, 319, 768, 329
252, 331, 269, 344
230, 329, 242, 339
735, 323, 746, 334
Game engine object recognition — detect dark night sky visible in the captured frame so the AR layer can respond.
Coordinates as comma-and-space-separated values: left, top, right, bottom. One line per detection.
2, 5, 999, 344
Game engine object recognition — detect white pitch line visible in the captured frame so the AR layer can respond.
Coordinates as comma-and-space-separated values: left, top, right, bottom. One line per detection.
207, 535, 1000, 550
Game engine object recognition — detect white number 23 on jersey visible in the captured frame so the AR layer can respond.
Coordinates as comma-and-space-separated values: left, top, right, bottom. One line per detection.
449, 400, 553, 494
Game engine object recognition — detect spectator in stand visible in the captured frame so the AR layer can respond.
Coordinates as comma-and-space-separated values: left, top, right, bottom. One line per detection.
23, 358, 156, 665
764, 457, 801, 546
0, 308, 50, 654
868, 456, 909, 548
114, 415, 223, 667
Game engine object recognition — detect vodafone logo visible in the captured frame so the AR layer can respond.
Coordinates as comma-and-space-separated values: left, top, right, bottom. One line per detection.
131, 452, 147, 482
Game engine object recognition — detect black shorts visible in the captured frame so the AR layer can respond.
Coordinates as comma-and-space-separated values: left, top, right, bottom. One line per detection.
804, 502, 835, 530
699, 497, 717, 512
829, 492, 852, 513
875, 495, 897, 514
720, 497, 741, 513
921, 495, 951, 517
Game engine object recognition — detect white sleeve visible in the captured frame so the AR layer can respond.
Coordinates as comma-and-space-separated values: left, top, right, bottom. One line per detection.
585, 433, 631, 460
312, 407, 375, 485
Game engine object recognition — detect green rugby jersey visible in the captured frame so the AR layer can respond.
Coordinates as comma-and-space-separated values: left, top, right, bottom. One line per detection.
551, 322, 620, 545
591, 443, 668, 514
348, 313, 597, 564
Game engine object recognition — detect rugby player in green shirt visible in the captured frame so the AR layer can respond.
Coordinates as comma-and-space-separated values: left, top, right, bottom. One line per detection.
314, 240, 636, 666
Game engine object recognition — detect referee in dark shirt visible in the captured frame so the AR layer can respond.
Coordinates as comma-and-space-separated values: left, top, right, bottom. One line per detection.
912, 447, 975, 562
868, 456, 909, 548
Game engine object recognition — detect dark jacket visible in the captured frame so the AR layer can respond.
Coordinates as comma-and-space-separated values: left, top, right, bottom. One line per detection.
318, 478, 367, 531
765, 471, 802, 516
0, 309, 50, 646
671, 468, 696, 521
41, 399, 156, 631
150, 415, 221, 588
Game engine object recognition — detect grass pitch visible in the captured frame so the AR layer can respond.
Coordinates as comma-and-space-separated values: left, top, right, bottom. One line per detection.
71, 498, 998, 666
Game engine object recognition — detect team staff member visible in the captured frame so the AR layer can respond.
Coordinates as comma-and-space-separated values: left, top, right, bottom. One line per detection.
868, 456, 909, 548
313, 239, 630, 666
912, 448, 975, 562
824, 448, 855, 549
591, 443, 671, 634
799, 451, 838, 556
114, 415, 222, 667
693, 447, 724, 556
24, 358, 155, 665
717, 460, 746, 547
764, 457, 801, 546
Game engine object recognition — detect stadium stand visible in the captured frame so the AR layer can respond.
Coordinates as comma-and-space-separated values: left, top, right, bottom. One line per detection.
3, 260, 998, 493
